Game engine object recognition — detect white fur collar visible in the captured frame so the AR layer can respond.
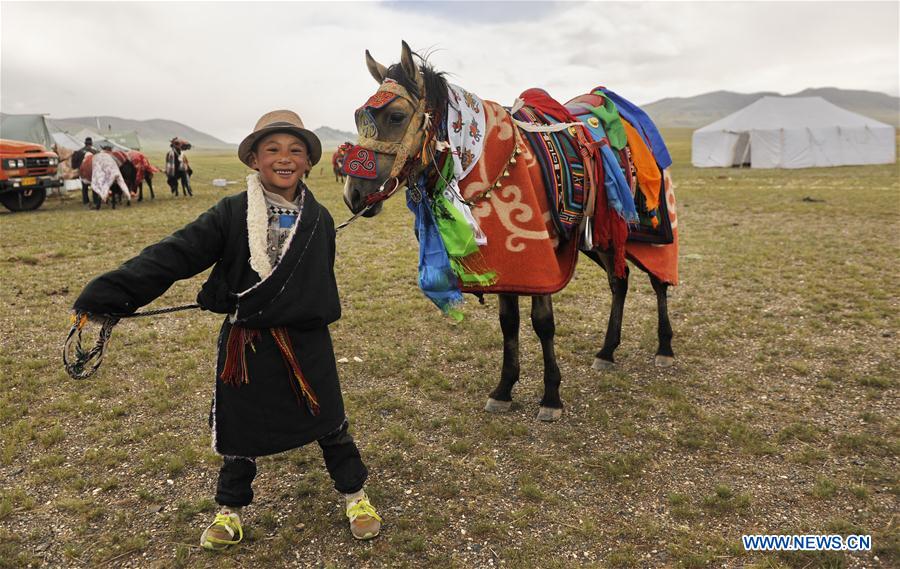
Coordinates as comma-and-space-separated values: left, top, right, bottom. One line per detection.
242, 173, 304, 293
246, 173, 272, 280
231, 175, 313, 322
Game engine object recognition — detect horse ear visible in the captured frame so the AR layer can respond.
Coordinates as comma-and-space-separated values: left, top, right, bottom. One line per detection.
365, 50, 386, 84
400, 40, 417, 83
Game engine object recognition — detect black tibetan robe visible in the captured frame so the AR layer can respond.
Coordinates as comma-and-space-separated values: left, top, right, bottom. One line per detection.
73, 181, 345, 457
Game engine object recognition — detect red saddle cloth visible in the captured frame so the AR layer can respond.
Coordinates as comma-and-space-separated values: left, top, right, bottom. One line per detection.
454, 84, 679, 293
457, 100, 580, 295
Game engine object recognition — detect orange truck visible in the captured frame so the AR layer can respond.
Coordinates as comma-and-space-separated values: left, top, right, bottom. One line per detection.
0, 138, 61, 212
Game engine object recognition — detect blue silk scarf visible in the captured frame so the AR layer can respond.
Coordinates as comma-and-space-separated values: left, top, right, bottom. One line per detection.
407, 176, 465, 321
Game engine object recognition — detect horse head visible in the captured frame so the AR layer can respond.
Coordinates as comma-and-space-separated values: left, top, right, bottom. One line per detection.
343, 41, 447, 217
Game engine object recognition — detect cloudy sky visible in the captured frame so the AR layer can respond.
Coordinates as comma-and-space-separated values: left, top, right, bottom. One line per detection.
2, 1, 898, 143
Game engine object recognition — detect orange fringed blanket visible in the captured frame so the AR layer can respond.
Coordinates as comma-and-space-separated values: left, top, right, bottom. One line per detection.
457, 99, 679, 292
458, 101, 580, 295
626, 173, 679, 285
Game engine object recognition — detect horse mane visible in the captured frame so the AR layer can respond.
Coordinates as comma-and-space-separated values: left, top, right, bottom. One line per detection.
384, 50, 449, 125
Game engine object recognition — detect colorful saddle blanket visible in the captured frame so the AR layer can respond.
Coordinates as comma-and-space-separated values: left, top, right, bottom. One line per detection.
511, 90, 674, 245
567, 91, 673, 245
512, 105, 588, 241
456, 100, 581, 297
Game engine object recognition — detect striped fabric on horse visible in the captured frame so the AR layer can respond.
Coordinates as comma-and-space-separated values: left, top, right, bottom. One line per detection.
512, 105, 587, 241
456, 100, 581, 295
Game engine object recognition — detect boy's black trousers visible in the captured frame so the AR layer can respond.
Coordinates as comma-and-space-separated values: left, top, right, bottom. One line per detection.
215, 420, 367, 507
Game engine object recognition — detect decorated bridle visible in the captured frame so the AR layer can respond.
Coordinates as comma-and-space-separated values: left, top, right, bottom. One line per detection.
341, 70, 433, 210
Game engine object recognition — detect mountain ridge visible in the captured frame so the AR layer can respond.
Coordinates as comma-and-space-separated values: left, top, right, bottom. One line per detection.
39, 115, 357, 151
47, 116, 233, 150
642, 87, 899, 128
7, 88, 895, 150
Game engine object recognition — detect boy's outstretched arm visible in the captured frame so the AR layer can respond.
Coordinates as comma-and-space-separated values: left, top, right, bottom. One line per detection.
73, 200, 231, 317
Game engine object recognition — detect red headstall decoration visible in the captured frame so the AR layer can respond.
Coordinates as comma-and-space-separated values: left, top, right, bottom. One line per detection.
341, 145, 377, 179
361, 90, 398, 111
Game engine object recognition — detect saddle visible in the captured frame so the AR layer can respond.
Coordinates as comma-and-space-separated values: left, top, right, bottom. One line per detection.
512, 90, 673, 245
567, 92, 673, 245
512, 103, 588, 242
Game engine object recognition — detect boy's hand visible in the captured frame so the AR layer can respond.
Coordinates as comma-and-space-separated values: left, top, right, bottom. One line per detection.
70, 310, 110, 327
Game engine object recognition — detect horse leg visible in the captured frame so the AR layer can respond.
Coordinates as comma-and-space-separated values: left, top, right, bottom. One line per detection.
532, 295, 563, 422
147, 176, 155, 199
582, 249, 629, 370
182, 173, 193, 197
485, 294, 520, 413
650, 274, 675, 367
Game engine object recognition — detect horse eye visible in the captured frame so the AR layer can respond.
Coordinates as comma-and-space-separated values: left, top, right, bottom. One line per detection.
389, 112, 406, 124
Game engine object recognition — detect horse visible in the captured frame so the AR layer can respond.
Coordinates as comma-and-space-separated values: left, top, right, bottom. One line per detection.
79, 151, 137, 209
127, 150, 160, 201
332, 141, 353, 183
343, 41, 677, 421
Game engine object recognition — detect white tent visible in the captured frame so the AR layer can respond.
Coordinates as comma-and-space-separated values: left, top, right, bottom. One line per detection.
72, 128, 132, 152
692, 96, 896, 168
51, 131, 82, 151
0, 113, 55, 149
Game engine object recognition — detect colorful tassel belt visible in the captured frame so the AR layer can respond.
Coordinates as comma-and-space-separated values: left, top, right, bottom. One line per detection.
220, 325, 320, 416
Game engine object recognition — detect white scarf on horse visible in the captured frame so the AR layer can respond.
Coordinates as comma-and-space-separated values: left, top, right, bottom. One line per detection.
447, 83, 486, 179
91, 151, 130, 202
445, 84, 488, 245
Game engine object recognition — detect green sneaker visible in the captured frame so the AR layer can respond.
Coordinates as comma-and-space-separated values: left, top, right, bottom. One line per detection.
200, 508, 243, 550
347, 495, 381, 540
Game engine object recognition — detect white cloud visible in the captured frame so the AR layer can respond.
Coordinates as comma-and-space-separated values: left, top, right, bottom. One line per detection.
2, 1, 897, 143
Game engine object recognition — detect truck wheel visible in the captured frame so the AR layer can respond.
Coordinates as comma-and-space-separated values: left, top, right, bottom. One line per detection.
0, 189, 46, 212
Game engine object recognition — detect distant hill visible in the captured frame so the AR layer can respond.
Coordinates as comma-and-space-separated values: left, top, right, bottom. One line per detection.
643, 88, 900, 128
48, 116, 234, 150
43, 116, 356, 152
315, 126, 356, 151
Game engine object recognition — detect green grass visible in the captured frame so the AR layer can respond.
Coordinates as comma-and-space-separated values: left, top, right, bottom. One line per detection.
0, 132, 897, 567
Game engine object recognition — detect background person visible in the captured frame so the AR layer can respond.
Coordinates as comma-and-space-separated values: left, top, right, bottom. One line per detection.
71, 137, 99, 205
166, 138, 193, 196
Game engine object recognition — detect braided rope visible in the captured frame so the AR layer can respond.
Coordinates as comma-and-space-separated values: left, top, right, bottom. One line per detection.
118, 303, 200, 318
63, 314, 119, 380
63, 303, 200, 380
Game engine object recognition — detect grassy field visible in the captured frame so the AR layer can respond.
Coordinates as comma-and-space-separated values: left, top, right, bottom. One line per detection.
0, 131, 897, 568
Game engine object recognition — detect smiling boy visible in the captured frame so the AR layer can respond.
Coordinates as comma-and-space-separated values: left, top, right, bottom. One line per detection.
72, 110, 381, 549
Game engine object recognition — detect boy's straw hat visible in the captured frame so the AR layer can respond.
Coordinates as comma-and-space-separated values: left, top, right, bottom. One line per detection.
239, 110, 322, 167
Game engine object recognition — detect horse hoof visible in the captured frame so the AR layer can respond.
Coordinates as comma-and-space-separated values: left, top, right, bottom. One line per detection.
655, 355, 675, 368
592, 357, 615, 371
537, 406, 563, 422
484, 398, 512, 413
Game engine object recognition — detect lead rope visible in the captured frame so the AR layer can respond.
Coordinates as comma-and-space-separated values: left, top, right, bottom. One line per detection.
63, 173, 409, 380
63, 303, 201, 380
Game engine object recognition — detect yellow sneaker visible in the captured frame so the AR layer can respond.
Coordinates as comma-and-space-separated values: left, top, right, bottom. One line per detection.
346, 495, 381, 540
200, 508, 243, 550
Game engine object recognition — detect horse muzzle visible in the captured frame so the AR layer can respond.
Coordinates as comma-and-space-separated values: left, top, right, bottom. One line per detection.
343, 180, 384, 217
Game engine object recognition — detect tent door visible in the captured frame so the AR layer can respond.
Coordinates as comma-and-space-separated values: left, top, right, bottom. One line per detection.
732, 132, 751, 167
